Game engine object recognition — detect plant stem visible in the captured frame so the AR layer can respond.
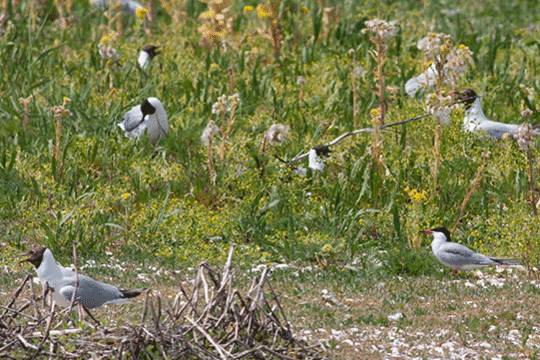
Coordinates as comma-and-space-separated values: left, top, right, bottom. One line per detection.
526, 150, 538, 216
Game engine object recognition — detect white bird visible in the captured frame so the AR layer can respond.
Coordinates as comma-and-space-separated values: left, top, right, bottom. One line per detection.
118, 97, 168, 144
421, 226, 520, 274
91, 0, 144, 14
405, 63, 440, 98
308, 144, 330, 172
138, 45, 161, 70
18, 247, 145, 309
457, 89, 525, 140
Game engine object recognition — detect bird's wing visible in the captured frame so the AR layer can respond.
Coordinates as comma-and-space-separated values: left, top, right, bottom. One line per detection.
488, 256, 521, 265
119, 105, 144, 132
121, 0, 143, 13
482, 122, 519, 140
58, 274, 125, 309
440, 243, 495, 266
405, 75, 424, 98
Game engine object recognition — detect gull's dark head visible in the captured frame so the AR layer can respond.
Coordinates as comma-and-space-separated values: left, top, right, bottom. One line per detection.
421, 226, 451, 241
312, 144, 331, 157
142, 45, 160, 59
141, 99, 157, 118
455, 89, 478, 108
17, 246, 48, 268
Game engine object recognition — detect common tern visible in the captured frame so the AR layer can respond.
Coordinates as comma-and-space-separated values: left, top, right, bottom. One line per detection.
118, 97, 168, 144
138, 45, 161, 70
18, 247, 145, 309
421, 226, 520, 274
456, 89, 525, 140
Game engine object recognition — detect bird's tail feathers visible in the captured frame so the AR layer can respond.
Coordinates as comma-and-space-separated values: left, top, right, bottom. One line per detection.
120, 288, 147, 299
489, 257, 521, 265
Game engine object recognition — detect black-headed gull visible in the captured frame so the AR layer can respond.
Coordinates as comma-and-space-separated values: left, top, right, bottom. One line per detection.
405, 63, 441, 98
118, 97, 168, 144
138, 45, 161, 70
91, 0, 144, 14
18, 247, 145, 309
456, 89, 525, 140
421, 226, 520, 274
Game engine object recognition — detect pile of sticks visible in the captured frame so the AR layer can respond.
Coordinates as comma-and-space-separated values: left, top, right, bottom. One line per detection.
1, 244, 326, 359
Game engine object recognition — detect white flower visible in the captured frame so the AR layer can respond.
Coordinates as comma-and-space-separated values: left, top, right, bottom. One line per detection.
228, 93, 240, 107
98, 43, 118, 59
211, 94, 230, 115
296, 76, 306, 85
522, 108, 533, 117
201, 120, 220, 144
264, 124, 288, 144
361, 18, 398, 39
417, 36, 439, 51
446, 45, 473, 76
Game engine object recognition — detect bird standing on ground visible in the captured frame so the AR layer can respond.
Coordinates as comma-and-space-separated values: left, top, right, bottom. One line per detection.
421, 226, 521, 274
138, 45, 161, 70
118, 97, 168, 144
18, 247, 145, 309
456, 89, 529, 140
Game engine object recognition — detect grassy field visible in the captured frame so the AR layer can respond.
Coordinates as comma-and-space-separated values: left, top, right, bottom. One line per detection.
2, 0, 540, 358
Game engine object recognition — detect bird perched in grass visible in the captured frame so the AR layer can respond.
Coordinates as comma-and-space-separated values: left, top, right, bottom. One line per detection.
309, 144, 331, 171
456, 89, 536, 140
118, 97, 168, 144
404, 63, 442, 98
18, 247, 146, 309
421, 226, 521, 275
138, 45, 161, 70
91, 0, 144, 14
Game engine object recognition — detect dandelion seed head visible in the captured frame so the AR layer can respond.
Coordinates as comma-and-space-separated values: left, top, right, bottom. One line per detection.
201, 120, 220, 145
514, 122, 535, 151
361, 18, 398, 39
522, 108, 533, 117
211, 94, 230, 115
264, 124, 288, 144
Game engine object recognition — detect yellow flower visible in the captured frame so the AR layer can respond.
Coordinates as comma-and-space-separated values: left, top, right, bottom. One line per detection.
321, 243, 333, 252
63, 97, 71, 105
370, 108, 379, 117
256, 3, 273, 19
122, 193, 130, 200
199, 10, 216, 20
135, 8, 148, 20
99, 35, 110, 44
300, 6, 308, 14
243, 5, 253, 13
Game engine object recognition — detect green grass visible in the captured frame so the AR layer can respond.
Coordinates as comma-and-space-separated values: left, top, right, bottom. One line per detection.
2, 0, 540, 357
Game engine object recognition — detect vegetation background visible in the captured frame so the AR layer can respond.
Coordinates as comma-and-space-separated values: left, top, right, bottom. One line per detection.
2, 0, 540, 357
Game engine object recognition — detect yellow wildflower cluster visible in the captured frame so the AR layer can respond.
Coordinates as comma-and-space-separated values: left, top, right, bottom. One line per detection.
197, 0, 234, 42
256, 3, 274, 19
135, 8, 148, 21
407, 187, 427, 203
